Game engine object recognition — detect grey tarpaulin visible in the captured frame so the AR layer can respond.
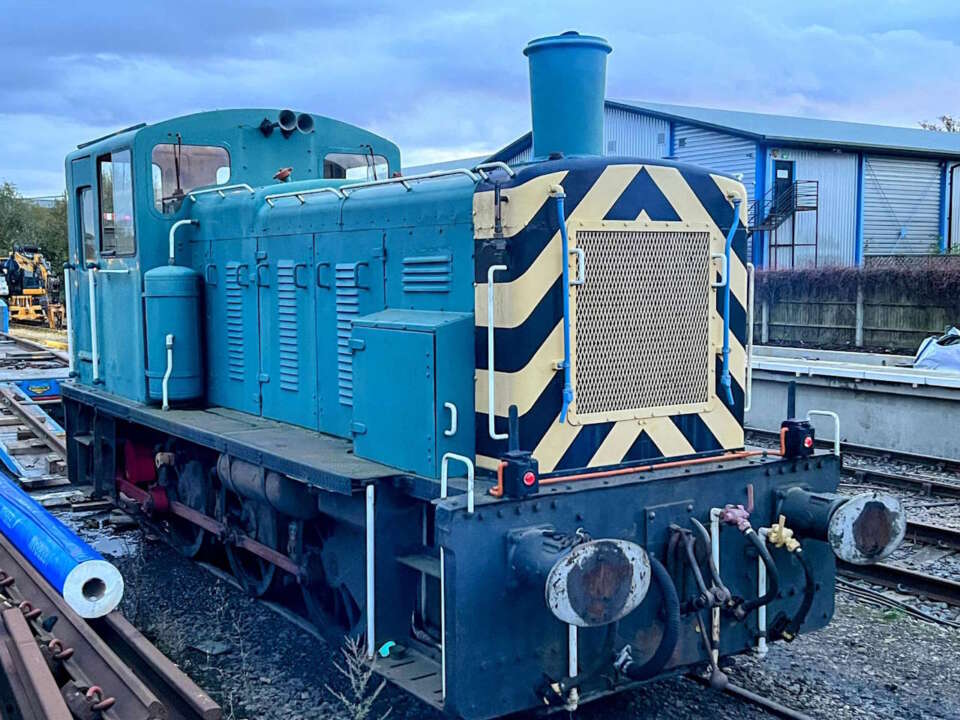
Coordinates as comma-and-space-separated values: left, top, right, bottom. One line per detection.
914, 327, 960, 372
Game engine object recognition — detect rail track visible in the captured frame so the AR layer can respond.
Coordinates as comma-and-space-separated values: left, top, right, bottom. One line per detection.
0, 529, 219, 719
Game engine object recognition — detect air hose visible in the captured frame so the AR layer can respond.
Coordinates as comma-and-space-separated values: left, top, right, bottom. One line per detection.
735, 530, 781, 619
614, 558, 681, 681
776, 549, 815, 641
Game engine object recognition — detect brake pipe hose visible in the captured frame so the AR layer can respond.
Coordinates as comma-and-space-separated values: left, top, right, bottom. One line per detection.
614, 558, 680, 681
720, 197, 743, 407
550, 185, 575, 423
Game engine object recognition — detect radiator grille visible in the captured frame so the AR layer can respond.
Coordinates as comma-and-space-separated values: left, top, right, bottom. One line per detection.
573, 230, 711, 416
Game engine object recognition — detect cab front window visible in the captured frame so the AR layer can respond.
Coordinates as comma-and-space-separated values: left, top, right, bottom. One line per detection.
152, 143, 230, 214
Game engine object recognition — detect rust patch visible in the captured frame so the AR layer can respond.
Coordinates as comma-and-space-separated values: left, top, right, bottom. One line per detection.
852, 500, 895, 559
565, 542, 632, 625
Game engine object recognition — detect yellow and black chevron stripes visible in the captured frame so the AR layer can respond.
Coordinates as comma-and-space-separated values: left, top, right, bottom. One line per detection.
473, 158, 749, 475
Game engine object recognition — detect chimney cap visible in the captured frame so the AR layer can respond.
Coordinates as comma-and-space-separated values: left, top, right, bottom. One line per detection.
523, 31, 612, 57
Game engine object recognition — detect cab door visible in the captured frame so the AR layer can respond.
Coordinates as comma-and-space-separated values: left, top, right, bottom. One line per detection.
92, 149, 147, 401
314, 231, 385, 438
204, 237, 260, 414
67, 156, 96, 386
257, 234, 318, 429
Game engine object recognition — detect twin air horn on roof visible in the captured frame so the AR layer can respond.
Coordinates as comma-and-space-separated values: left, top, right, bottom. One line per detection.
259, 110, 315, 138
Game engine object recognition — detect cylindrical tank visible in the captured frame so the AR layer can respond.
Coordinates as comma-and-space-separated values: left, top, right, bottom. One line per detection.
524, 31, 612, 160
144, 264, 203, 403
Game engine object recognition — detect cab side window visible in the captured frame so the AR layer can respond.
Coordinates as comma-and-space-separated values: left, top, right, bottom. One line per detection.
98, 149, 135, 255
77, 186, 96, 266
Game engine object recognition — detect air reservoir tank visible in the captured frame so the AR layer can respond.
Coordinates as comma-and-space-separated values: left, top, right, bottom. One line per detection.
144, 264, 203, 404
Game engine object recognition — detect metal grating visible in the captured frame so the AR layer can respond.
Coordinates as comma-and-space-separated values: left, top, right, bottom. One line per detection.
335, 263, 360, 406
573, 230, 711, 416
225, 262, 245, 382
276, 260, 299, 392
402, 254, 452, 294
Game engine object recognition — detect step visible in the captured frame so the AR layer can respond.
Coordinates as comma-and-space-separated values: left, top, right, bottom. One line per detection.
396, 553, 441, 579
375, 644, 443, 710
72, 434, 94, 447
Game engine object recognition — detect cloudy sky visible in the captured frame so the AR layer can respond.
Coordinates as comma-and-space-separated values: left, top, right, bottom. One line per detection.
2, 1, 960, 196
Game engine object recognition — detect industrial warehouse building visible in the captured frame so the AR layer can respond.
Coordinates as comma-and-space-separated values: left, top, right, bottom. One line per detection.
414, 101, 960, 268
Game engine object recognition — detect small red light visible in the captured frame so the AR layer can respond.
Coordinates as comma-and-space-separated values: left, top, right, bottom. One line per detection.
523, 471, 537, 487
803, 436, 814, 448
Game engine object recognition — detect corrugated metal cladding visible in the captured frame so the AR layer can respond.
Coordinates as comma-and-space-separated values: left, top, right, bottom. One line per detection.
863, 156, 943, 255
604, 107, 670, 159
766, 148, 858, 268
672, 124, 757, 201
952, 167, 960, 250
504, 145, 532, 165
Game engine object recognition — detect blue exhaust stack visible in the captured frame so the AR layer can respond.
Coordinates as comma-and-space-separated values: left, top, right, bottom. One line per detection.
524, 31, 612, 159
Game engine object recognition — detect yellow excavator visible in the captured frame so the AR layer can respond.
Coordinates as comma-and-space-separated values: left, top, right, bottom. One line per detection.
2, 245, 64, 329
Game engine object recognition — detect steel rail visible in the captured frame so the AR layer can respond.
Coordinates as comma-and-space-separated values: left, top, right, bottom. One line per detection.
0, 531, 165, 719
904, 520, 960, 551
836, 578, 960, 629
686, 674, 814, 720
842, 467, 960, 500
0, 606, 73, 720
90, 612, 222, 720
838, 560, 960, 607
0, 384, 66, 457
747, 428, 960, 475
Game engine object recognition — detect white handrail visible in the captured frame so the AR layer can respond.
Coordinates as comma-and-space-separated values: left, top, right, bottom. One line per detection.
340, 168, 479, 196
440, 452, 475, 513
443, 402, 458, 437
64, 267, 75, 374
188, 183, 255, 201
473, 161, 516, 180
487, 265, 508, 441
264, 186, 345, 207
162, 334, 174, 410
807, 410, 841, 456
710, 252, 728, 288
365, 484, 376, 659
438, 451, 475, 702
87, 270, 99, 382
745, 262, 755, 412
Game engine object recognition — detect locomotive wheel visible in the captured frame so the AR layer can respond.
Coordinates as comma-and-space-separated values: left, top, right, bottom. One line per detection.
167, 460, 211, 559
299, 524, 363, 633
223, 497, 281, 598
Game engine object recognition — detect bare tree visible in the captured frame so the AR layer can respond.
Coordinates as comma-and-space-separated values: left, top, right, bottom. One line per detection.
919, 115, 960, 132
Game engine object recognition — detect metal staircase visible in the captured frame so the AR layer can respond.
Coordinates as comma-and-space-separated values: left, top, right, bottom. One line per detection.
748, 180, 820, 268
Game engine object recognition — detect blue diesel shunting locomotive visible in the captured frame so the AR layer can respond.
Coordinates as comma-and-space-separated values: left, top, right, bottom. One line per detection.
61, 32, 905, 718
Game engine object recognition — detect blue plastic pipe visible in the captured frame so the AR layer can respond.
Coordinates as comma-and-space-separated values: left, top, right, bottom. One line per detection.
555, 192, 574, 423
720, 198, 743, 407
0, 477, 123, 618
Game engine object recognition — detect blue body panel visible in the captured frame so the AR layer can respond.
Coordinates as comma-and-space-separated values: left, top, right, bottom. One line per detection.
352, 310, 475, 477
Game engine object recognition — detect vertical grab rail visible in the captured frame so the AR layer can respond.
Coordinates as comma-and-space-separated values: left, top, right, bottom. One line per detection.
487, 265, 508, 441
439, 452, 476, 701
550, 186, 575, 423
63, 266, 75, 375
87, 268, 99, 382
365, 484, 376, 659
745, 262, 756, 412
720, 197, 743, 407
